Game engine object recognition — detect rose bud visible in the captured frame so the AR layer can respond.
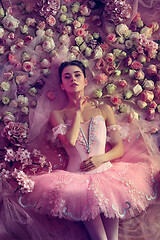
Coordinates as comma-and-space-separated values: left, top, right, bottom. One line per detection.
128, 110, 139, 123
118, 79, 127, 88
133, 84, 143, 96
110, 96, 122, 105
149, 101, 157, 109
141, 90, 154, 102
106, 83, 117, 94
137, 100, 147, 109
106, 33, 117, 43
146, 64, 157, 76
119, 104, 128, 113
134, 69, 145, 80
114, 70, 121, 77
149, 22, 159, 32
124, 90, 133, 99
94, 89, 103, 98
131, 51, 138, 59
125, 57, 132, 66
47, 91, 55, 100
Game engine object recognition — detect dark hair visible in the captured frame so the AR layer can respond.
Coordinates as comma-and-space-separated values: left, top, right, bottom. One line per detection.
59, 60, 86, 83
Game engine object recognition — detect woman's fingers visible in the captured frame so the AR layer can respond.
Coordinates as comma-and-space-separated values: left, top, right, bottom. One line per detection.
80, 158, 95, 171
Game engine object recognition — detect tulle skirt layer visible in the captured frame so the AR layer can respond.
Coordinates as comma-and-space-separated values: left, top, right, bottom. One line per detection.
20, 133, 159, 222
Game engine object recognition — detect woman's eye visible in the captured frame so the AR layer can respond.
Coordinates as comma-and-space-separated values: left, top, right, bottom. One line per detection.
75, 74, 81, 77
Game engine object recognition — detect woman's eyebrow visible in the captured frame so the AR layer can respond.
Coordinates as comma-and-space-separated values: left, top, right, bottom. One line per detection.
63, 71, 81, 75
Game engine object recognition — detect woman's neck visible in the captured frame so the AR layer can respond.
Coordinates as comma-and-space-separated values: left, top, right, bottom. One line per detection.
67, 91, 84, 108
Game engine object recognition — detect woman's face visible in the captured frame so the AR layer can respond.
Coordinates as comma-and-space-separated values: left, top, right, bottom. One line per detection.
61, 65, 87, 93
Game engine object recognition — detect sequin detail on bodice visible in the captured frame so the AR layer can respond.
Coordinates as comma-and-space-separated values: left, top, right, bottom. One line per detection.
77, 115, 103, 153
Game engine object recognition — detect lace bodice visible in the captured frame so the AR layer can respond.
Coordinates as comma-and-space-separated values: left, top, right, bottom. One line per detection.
52, 115, 121, 173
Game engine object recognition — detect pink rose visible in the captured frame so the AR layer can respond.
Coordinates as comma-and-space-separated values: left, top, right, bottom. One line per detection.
134, 69, 145, 80
8, 32, 15, 40
141, 90, 154, 102
131, 51, 138, 59
125, 57, 132, 66
37, 21, 46, 30
104, 65, 115, 76
118, 80, 127, 88
147, 108, 155, 121
46, 15, 56, 26
23, 61, 34, 72
8, 53, 17, 64
96, 58, 106, 70
146, 64, 157, 76
82, 23, 89, 30
106, 33, 116, 43
74, 27, 87, 37
110, 96, 122, 105
15, 38, 24, 48
94, 73, 108, 85
24, 35, 33, 44
79, 5, 91, 16
105, 53, 114, 64
131, 61, 143, 70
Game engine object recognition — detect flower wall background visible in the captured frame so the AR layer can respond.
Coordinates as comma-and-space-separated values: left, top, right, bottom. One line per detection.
0, 0, 160, 193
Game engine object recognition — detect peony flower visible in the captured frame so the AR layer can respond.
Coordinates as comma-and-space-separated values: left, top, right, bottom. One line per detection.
146, 64, 157, 76
141, 90, 154, 102
106, 33, 116, 43
23, 61, 34, 72
79, 5, 91, 16
131, 61, 143, 70
46, 15, 56, 26
42, 38, 55, 52
2, 14, 20, 32
94, 73, 108, 85
1, 122, 29, 146
16, 75, 28, 85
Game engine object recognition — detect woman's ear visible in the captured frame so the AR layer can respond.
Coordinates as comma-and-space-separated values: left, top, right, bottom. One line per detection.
61, 83, 65, 90
85, 78, 88, 86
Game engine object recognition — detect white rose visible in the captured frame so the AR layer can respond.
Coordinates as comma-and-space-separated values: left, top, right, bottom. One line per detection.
116, 24, 129, 37
36, 29, 45, 37
42, 38, 55, 52
41, 59, 51, 68
17, 95, 29, 107
2, 14, 20, 32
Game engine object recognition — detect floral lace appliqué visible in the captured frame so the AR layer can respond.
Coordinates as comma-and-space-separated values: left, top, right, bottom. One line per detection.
77, 115, 104, 154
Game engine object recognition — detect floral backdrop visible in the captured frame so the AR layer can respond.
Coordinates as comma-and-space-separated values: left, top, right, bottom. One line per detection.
0, 0, 160, 194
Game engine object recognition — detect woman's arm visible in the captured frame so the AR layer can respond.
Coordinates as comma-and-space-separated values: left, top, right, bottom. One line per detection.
50, 96, 88, 146
80, 104, 124, 171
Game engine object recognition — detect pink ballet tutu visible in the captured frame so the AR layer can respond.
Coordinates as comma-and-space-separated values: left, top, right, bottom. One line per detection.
19, 116, 159, 222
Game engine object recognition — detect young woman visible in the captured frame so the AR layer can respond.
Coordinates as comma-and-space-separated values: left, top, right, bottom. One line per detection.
21, 60, 158, 240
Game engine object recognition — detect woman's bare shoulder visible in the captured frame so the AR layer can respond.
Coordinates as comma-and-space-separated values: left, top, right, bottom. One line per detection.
50, 109, 65, 127
98, 103, 116, 125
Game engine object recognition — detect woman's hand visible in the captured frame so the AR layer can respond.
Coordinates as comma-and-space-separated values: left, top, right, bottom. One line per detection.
75, 95, 89, 113
80, 156, 102, 172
